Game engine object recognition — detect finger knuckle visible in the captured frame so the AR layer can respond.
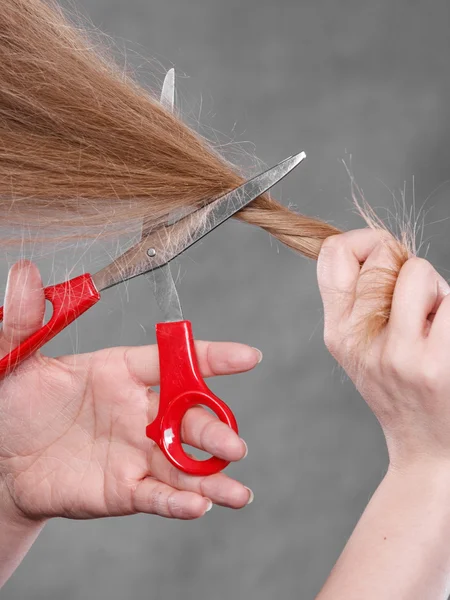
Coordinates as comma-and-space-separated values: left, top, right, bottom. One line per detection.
323, 326, 339, 356
149, 483, 169, 516
323, 324, 352, 363
401, 256, 435, 281
417, 359, 442, 395
319, 233, 347, 258
380, 339, 410, 381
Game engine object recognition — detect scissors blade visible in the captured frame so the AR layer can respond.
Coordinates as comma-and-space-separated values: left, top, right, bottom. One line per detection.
92, 150, 306, 292
160, 67, 175, 111
147, 69, 183, 321
148, 262, 183, 322
173, 151, 306, 250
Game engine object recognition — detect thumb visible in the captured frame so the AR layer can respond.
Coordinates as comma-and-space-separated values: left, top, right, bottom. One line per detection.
0, 260, 45, 356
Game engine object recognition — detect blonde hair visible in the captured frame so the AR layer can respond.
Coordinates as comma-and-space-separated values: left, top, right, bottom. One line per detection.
0, 0, 410, 341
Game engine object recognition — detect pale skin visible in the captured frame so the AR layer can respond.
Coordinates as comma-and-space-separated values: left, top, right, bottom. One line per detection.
316, 229, 450, 599
0, 260, 257, 586
4, 228, 450, 597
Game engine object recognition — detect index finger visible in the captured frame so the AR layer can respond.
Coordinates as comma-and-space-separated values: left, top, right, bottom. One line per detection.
124, 341, 262, 387
317, 229, 387, 333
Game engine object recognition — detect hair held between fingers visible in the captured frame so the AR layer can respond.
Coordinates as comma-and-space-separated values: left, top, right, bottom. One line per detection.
0, 0, 413, 345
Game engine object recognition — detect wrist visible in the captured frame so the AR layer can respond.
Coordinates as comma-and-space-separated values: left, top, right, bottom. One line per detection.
388, 455, 450, 490
0, 476, 45, 588
385, 457, 450, 538
0, 475, 46, 531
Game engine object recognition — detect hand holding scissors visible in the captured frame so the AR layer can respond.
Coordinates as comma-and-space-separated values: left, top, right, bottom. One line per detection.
0, 70, 306, 475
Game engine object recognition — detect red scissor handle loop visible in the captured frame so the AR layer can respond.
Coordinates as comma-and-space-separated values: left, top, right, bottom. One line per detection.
146, 320, 239, 476
0, 274, 100, 379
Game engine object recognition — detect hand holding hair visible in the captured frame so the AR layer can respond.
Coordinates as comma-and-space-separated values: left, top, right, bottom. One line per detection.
316, 229, 450, 600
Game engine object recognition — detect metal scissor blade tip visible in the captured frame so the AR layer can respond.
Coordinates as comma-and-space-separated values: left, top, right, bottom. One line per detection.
277, 151, 306, 174
160, 68, 175, 110
257, 150, 306, 192
293, 150, 307, 164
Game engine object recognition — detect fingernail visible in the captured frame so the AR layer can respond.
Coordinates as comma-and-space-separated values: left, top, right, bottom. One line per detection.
252, 348, 263, 363
205, 499, 213, 513
438, 279, 450, 296
245, 487, 254, 505
241, 439, 248, 459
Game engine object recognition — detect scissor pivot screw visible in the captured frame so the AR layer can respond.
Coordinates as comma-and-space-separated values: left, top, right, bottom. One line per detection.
147, 248, 156, 258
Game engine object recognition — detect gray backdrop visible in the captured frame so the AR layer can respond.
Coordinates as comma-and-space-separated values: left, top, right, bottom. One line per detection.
3, 0, 450, 598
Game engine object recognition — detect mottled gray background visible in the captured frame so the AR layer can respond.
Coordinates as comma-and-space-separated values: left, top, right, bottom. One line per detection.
3, 0, 450, 598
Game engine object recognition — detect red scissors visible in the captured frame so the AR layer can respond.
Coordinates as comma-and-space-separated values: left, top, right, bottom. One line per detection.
0, 69, 306, 475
